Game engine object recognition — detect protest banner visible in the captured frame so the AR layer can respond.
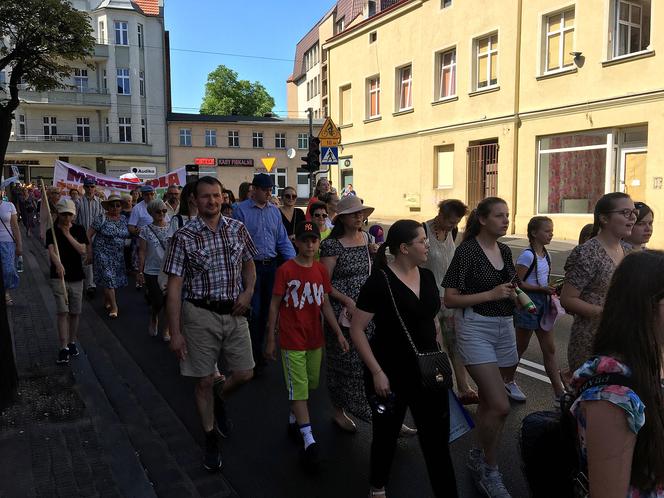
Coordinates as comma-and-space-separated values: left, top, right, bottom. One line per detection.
53, 160, 185, 197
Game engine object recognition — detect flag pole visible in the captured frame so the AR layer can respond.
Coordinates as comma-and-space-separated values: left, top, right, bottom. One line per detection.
40, 180, 68, 306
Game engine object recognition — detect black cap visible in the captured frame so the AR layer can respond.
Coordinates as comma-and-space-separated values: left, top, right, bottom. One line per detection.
251, 173, 274, 188
294, 220, 321, 241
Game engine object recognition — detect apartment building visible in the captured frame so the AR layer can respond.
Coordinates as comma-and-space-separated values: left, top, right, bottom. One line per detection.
168, 113, 322, 198
3, 0, 168, 182
321, 0, 662, 246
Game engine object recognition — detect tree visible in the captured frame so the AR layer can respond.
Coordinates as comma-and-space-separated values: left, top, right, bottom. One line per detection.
200, 65, 275, 116
0, 0, 95, 409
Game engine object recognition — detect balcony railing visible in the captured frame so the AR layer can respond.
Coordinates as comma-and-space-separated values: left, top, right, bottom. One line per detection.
10, 84, 112, 107
13, 134, 110, 143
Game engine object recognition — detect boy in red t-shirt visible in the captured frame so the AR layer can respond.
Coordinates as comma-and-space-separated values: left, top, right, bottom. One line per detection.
265, 220, 348, 470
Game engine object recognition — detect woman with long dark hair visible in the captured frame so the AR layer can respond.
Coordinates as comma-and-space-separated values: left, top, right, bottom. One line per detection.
279, 186, 305, 242
561, 192, 636, 371
570, 250, 664, 497
351, 220, 458, 498
442, 196, 517, 496
624, 201, 654, 250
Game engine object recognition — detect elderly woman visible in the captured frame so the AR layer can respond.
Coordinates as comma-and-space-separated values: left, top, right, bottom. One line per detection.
0, 191, 22, 305
137, 200, 170, 340
87, 195, 130, 318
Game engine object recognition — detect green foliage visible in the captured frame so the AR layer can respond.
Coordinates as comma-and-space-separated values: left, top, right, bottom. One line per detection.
200, 65, 275, 116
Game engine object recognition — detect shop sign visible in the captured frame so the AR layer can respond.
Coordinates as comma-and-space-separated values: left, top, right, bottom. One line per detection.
217, 158, 254, 167
194, 157, 216, 166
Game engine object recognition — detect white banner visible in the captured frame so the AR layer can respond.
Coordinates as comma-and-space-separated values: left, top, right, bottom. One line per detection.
53, 160, 185, 197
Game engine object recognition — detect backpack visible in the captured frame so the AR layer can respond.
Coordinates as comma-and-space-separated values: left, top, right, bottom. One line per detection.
520, 372, 632, 498
522, 246, 551, 283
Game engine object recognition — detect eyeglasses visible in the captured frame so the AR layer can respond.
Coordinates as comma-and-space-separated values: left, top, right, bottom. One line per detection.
155, 209, 168, 214
605, 208, 639, 219
283, 194, 297, 200
313, 213, 328, 218
107, 203, 121, 208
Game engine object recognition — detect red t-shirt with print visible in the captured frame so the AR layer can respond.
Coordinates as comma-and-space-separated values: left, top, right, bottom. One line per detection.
272, 259, 332, 350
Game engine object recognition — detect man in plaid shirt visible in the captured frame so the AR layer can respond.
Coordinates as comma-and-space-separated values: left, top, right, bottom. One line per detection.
164, 176, 257, 472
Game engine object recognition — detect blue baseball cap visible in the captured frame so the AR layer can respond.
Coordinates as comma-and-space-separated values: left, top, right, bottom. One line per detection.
140, 184, 155, 193
83, 177, 96, 186
251, 173, 274, 189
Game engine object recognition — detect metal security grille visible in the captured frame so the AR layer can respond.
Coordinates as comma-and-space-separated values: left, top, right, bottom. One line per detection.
467, 142, 499, 209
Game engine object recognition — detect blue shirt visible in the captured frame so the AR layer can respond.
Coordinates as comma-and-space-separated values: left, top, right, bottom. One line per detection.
233, 199, 295, 261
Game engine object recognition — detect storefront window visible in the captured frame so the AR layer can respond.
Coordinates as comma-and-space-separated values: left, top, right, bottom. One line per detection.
538, 130, 610, 214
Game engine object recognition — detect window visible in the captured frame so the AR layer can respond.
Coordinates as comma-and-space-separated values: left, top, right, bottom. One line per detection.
297, 133, 309, 149
269, 168, 288, 197
228, 130, 239, 147
104, 118, 109, 142
137, 23, 144, 48
442, 0, 452, 7
275, 132, 286, 149
43, 116, 57, 137
369, 31, 377, 43
102, 69, 107, 91
179, 128, 191, 146
98, 21, 105, 44
74, 69, 88, 92
397, 65, 413, 110
76, 117, 90, 142
340, 85, 352, 125
367, 76, 380, 118
436, 145, 454, 188
116, 68, 130, 95
253, 132, 264, 148
475, 33, 499, 89
18, 115, 25, 137
545, 9, 575, 72
538, 130, 611, 214
612, 0, 651, 57
304, 44, 319, 71
119, 117, 132, 142
437, 48, 456, 99
139, 71, 145, 96
368, 0, 377, 16
205, 129, 217, 147
335, 17, 345, 34
141, 118, 147, 144
114, 21, 128, 45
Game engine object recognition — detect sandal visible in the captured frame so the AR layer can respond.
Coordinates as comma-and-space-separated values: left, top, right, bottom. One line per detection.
458, 390, 480, 405
108, 310, 118, 319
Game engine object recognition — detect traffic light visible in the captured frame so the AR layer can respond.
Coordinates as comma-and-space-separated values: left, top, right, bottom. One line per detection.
307, 136, 320, 173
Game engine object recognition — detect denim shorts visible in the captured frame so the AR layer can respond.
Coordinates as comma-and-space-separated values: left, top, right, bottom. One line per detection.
454, 307, 518, 368
514, 292, 549, 331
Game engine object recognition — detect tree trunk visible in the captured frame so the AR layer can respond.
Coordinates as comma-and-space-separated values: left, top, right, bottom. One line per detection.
0, 106, 14, 171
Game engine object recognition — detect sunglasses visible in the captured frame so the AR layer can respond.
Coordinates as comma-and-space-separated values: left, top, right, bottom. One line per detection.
313, 213, 328, 218
154, 209, 168, 214
283, 194, 297, 200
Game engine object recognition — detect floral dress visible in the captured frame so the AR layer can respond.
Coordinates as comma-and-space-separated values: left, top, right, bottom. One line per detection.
564, 238, 630, 371
571, 356, 663, 498
320, 235, 375, 420
92, 214, 130, 289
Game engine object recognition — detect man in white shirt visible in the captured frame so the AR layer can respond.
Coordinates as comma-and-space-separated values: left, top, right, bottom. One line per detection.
128, 185, 156, 235
75, 178, 103, 297
164, 184, 181, 218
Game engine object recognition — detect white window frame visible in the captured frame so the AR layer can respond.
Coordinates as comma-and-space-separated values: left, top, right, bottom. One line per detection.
76, 117, 90, 142
98, 21, 106, 44
436, 145, 454, 189
102, 69, 107, 91
275, 132, 286, 149
116, 68, 130, 95
137, 23, 144, 48
436, 47, 457, 100
205, 129, 217, 147
544, 8, 575, 74
139, 71, 145, 96
475, 33, 499, 90
396, 65, 413, 111
104, 117, 109, 142
297, 133, 308, 149
269, 168, 288, 197
179, 128, 191, 147
252, 132, 264, 148
367, 76, 380, 118
43, 116, 57, 137
114, 21, 128, 46
119, 117, 132, 143
613, 0, 649, 57
73, 68, 89, 92
141, 118, 147, 144
18, 115, 26, 137
228, 130, 239, 147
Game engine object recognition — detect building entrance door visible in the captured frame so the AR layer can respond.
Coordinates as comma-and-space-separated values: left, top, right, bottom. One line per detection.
620, 149, 647, 200
467, 140, 499, 209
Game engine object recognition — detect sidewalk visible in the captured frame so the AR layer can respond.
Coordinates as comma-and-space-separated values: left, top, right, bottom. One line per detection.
0, 233, 237, 497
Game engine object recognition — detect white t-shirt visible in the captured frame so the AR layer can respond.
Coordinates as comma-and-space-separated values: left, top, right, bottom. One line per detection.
516, 249, 550, 287
0, 202, 17, 243
128, 201, 153, 228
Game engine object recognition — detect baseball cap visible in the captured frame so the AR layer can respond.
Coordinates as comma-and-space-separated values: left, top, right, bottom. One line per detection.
83, 178, 96, 186
251, 173, 274, 189
56, 198, 76, 215
294, 220, 321, 241
140, 184, 155, 193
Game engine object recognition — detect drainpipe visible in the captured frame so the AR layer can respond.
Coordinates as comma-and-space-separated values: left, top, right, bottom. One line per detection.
511, 0, 523, 235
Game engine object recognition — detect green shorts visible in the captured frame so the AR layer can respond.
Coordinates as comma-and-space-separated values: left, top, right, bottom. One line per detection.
281, 348, 322, 401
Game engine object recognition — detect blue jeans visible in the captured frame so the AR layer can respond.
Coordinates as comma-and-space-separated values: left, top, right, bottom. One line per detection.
250, 261, 277, 364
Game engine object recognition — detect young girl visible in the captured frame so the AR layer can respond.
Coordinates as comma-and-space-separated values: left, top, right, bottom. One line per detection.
624, 202, 654, 250
571, 250, 664, 497
506, 216, 565, 401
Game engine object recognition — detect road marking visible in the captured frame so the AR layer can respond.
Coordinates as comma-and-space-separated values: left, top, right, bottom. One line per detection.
516, 366, 551, 384
519, 358, 546, 372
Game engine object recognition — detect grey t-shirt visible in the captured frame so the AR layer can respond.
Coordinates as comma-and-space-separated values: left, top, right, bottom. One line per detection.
139, 224, 169, 275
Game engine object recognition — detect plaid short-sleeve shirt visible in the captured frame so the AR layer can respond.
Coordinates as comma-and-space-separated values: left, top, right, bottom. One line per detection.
163, 215, 257, 301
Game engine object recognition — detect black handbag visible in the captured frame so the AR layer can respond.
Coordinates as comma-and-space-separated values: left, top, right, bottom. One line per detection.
380, 270, 453, 390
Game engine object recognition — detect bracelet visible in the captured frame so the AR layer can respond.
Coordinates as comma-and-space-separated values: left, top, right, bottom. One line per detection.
372, 369, 383, 376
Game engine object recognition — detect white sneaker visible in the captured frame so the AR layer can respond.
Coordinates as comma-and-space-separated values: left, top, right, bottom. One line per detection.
477, 464, 512, 498
504, 381, 526, 402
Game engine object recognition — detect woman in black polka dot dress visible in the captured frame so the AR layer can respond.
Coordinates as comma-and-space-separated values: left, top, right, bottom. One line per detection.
442, 197, 518, 497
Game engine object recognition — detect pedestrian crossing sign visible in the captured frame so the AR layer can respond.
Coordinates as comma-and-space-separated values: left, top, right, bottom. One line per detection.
320, 146, 339, 165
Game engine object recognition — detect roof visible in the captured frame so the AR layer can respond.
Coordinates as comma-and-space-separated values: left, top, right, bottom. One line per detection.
167, 113, 323, 127
95, 0, 160, 16
326, 0, 410, 44
134, 0, 159, 15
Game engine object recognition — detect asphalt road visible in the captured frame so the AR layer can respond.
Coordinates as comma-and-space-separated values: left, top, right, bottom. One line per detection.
97, 237, 575, 498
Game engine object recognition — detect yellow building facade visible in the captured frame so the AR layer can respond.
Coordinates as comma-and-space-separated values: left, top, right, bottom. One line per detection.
324, 0, 663, 246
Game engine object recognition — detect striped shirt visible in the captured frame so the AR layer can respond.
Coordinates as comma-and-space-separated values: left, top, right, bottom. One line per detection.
75, 195, 103, 230
163, 215, 257, 301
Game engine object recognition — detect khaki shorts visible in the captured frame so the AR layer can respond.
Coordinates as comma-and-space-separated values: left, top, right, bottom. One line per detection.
180, 300, 255, 377
51, 279, 84, 315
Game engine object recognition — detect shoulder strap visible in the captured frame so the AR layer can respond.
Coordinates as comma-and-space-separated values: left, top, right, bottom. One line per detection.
176, 214, 183, 229
147, 224, 166, 250
577, 372, 633, 395
0, 207, 16, 243
380, 269, 421, 355
523, 248, 537, 282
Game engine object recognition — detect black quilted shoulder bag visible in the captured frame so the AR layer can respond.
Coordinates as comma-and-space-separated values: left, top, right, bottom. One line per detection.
380, 270, 453, 391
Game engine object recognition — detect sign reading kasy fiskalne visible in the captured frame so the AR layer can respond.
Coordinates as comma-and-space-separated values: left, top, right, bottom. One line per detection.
217, 159, 254, 167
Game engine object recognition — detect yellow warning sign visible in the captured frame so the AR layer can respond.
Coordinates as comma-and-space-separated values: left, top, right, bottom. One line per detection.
260, 157, 276, 172
318, 117, 341, 144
